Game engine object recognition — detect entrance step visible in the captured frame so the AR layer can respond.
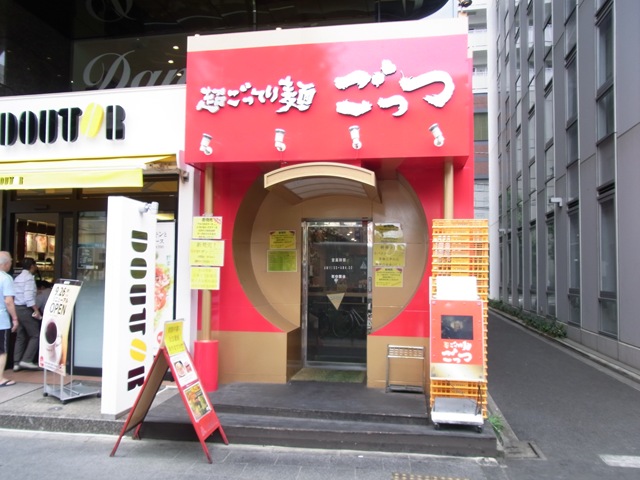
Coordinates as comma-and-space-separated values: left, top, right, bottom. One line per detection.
141, 382, 498, 457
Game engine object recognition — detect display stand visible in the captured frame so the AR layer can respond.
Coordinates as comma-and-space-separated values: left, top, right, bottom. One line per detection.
430, 385, 484, 433
110, 320, 227, 464
39, 279, 100, 404
429, 219, 489, 433
43, 368, 101, 405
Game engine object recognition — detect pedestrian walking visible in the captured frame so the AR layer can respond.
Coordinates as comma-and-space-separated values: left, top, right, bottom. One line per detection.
0, 251, 18, 386
12, 257, 42, 371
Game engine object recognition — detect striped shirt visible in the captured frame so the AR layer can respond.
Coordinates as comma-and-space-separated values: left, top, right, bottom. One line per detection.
13, 269, 37, 308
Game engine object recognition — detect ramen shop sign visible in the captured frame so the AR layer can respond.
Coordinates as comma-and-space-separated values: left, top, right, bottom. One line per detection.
185, 21, 472, 163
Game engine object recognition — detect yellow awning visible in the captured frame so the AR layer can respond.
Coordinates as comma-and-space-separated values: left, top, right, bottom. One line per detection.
0, 155, 173, 190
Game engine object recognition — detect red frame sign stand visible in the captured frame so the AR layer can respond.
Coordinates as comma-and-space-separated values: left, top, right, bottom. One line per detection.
110, 345, 228, 463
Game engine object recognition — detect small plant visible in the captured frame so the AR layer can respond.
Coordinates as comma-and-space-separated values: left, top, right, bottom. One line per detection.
488, 414, 504, 436
489, 299, 567, 338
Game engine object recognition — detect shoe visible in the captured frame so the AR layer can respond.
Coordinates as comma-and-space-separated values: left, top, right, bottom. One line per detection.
13, 364, 21, 372
18, 361, 42, 371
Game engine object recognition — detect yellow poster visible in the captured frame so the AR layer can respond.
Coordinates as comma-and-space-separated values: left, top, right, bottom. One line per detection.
373, 243, 406, 267
267, 250, 297, 272
375, 267, 404, 287
192, 216, 223, 239
374, 223, 404, 243
269, 230, 296, 249
164, 320, 185, 356
190, 266, 221, 290
189, 240, 225, 266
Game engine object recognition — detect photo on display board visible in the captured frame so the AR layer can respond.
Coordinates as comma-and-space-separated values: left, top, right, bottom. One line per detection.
25, 233, 35, 253
35, 234, 48, 253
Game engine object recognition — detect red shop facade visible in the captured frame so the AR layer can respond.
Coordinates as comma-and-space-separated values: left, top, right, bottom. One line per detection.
185, 18, 473, 388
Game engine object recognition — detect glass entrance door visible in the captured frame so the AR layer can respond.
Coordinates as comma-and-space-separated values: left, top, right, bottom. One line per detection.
302, 220, 371, 368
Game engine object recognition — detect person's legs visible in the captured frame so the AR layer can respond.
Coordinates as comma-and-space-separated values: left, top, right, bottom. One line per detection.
21, 315, 41, 365
12, 316, 27, 366
0, 329, 14, 384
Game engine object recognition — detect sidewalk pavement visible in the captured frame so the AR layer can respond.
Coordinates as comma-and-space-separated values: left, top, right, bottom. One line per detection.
3, 308, 640, 460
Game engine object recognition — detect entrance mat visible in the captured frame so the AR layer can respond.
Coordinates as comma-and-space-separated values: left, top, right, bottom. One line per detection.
291, 368, 365, 383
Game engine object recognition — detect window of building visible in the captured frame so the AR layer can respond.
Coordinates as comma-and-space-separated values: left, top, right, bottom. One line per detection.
530, 223, 537, 295
546, 219, 556, 316
565, 1, 577, 53
565, 55, 578, 123
529, 161, 537, 194
544, 49, 553, 86
516, 129, 523, 173
598, 193, 617, 337
529, 161, 537, 220
474, 112, 489, 141
568, 206, 580, 325
545, 178, 556, 214
528, 110, 536, 162
597, 135, 615, 187
527, 4, 534, 53
566, 121, 578, 165
517, 174, 523, 229
596, 5, 614, 188
568, 161, 579, 201
517, 230, 523, 307
544, 0, 552, 24
528, 52, 535, 111
545, 144, 555, 180
544, 86, 554, 145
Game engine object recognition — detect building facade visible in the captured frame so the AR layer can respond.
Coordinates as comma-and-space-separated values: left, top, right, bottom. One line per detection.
489, 0, 640, 370
1, 1, 485, 393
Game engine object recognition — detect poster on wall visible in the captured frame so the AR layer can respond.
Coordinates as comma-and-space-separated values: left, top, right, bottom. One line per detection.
269, 230, 296, 249
190, 266, 220, 290
373, 243, 406, 267
429, 299, 485, 382
374, 223, 404, 243
374, 267, 403, 287
267, 250, 297, 272
154, 221, 176, 351
189, 240, 225, 266
38, 279, 83, 376
192, 216, 223, 240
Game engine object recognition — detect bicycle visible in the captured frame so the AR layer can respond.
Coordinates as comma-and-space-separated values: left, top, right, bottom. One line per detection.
331, 307, 367, 338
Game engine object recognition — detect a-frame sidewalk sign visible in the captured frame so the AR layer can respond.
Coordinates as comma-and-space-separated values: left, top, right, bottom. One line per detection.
110, 319, 228, 463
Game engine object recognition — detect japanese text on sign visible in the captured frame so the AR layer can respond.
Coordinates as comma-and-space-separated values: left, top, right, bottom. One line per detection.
189, 240, 225, 266
192, 216, 222, 240
269, 230, 296, 249
194, 60, 454, 118
374, 267, 403, 287
197, 76, 317, 114
190, 266, 220, 290
164, 320, 185, 356
267, 250, 297, 272
373, 243, 406, 267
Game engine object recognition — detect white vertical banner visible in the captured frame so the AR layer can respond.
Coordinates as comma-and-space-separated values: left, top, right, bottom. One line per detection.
154, 221, 176, 351
101, 196, 157, 417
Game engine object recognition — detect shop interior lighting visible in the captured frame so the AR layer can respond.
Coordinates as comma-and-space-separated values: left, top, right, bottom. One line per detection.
429, 123, 445, 147
275, 128, 286, 152
349, 125, 362, 150
200, 133, 213, 155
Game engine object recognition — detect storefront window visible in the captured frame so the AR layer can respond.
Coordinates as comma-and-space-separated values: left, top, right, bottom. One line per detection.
73, 212, 107, 369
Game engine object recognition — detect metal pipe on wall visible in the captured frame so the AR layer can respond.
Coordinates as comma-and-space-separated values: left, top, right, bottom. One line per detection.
200, 164, 214, 341
443, 159, 454, 219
